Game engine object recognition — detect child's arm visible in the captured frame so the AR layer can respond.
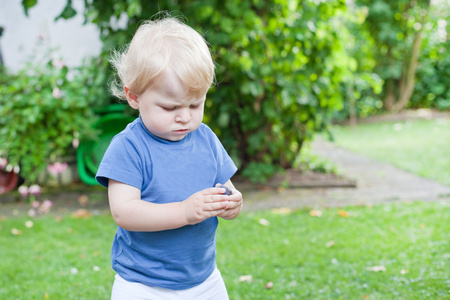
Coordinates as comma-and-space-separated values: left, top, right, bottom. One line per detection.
108, 179, 231, 231
216, 180, 243, 220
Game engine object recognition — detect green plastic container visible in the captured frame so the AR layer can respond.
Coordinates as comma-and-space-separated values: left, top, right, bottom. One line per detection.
77, 113, 135, 185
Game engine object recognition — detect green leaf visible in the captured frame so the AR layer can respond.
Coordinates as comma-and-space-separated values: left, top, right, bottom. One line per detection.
21, 0, 37, 16
54, 1, 77, 21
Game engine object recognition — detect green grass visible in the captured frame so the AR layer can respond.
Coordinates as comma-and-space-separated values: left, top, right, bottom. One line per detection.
328, 118, 450, 186
0, 214, 116, 299
1, 201, 449, 299
1, 116, 449, 299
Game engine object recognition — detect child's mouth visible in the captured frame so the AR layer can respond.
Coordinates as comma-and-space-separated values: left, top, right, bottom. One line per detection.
174, 129, 188, 134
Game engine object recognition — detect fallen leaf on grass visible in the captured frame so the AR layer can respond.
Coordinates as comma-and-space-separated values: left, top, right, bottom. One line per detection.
239, 275, 253, 282
310, 210, 322, 217
271, 207, 291, 214
11, 228, 22, 235
265, 281, 274, 289
366, 265, 386, 272
258, 218, 270, 226
25, 220, 34, 228
257, 186, 271, 191
72, 209, 91, 218
338, 209, 349, 217
400, 269, 409, 275
78, 195, 89, 206
325, 240, 335, 248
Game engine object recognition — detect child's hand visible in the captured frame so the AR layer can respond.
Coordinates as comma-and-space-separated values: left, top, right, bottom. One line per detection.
182, 188, 230, 225
216, 184, 243, 220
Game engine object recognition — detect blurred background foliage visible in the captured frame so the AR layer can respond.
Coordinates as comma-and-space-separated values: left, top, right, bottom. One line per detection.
9, 0, 450, 183
0, 47, 110, 183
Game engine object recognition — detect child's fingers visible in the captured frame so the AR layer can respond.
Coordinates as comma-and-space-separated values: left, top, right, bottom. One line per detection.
198, 194, 229, 207
201, 187, 230, 196
227, 199, 242, 209
205, 200, 229, 212
215, 183, 232, 195
208, 195, 230, 205
226, 190, 242, 201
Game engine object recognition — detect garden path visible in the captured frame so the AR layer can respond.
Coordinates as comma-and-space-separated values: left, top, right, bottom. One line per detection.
241, 138, 450, 211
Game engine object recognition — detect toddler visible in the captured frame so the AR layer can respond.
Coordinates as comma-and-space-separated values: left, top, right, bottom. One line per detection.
96, 16, 243, 300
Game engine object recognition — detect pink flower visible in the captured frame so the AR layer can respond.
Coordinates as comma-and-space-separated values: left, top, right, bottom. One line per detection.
13, 166, 20, 174
0, 158, 7, 169
38, 200, 53, 214
52, 87, 62, 99
18, 185, 28, 197
47, 162, 68, 176
29, 184, 41, 196
72, 138, 79, 149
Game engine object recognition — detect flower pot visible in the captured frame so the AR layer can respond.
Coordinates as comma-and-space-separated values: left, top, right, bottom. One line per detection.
0, 170, 19, 194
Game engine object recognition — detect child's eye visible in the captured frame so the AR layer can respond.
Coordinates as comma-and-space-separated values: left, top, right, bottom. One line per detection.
162, 106, 176, 111
190, 105, 199, 109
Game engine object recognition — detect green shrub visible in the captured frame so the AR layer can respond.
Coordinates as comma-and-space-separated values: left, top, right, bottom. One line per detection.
0, 55, 109, 184
39, 0, 359, 182
411, 39, 450, 110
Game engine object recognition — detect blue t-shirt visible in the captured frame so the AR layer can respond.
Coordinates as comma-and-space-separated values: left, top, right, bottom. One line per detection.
96, 117, 237, 290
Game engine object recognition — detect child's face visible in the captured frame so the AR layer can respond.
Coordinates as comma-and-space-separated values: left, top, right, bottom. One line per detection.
126, 68, 206, 141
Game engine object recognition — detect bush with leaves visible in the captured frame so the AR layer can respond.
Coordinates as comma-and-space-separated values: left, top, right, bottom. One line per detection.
331, 5, 384, 122
411, 20, 450, 110
0, 54, 109, 184
23, 0, 366, 183
354, 0, 450, 113
201, 1, 356, 182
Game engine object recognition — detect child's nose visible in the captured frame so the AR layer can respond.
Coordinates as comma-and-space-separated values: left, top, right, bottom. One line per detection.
175, 108, 191, 123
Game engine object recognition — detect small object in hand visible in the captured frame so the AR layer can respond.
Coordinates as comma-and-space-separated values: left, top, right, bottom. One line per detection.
218, 185, 231, 195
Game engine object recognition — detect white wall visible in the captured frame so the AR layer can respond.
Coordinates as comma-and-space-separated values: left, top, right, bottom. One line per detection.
0, 0, 102, 72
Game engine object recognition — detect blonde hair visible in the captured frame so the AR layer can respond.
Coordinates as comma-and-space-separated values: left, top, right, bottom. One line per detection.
110, 16, 215, 99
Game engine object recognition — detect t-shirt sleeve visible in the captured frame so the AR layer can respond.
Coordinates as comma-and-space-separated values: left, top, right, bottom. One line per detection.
96, 134, 146, 189
205, 127, 237, 185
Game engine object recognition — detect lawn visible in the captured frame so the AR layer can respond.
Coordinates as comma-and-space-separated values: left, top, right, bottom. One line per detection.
328, 118, 450, 186
1, 116, 449, 299
0, 201, 448, 299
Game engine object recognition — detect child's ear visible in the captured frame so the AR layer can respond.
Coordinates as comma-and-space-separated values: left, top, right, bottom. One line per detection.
124, 86, 139, 109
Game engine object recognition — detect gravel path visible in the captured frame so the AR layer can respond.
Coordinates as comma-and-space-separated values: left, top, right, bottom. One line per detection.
241, 139, 450, 211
